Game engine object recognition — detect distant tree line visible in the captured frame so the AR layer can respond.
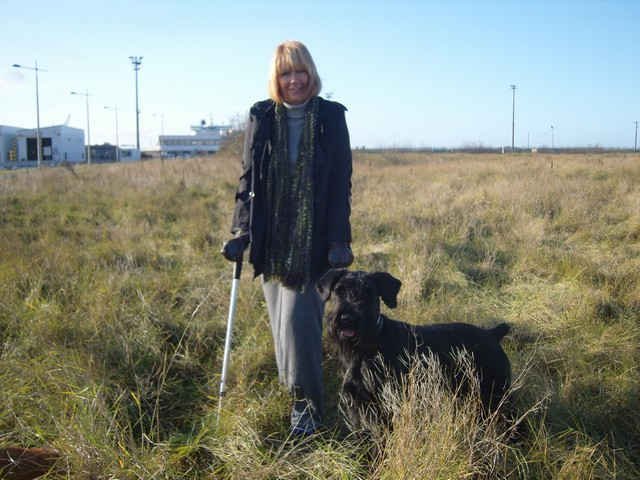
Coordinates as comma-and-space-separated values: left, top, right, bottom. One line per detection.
358, 146, 638, 154
222, 127, 637, 156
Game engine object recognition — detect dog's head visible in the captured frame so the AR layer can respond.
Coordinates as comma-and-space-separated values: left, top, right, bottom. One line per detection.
317, 269, 402, 352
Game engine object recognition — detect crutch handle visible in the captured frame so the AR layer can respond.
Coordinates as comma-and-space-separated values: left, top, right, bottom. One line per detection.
233, 257, 243, 279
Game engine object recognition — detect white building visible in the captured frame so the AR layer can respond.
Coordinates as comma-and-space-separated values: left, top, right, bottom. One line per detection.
159, 123, 233, 158
15, 125, 85, 164
1, 124, 141, 168
1, 125, 85, 167
0, 125, 22, 164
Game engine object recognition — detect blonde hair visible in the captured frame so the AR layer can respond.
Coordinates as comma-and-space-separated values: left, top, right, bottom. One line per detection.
268, 41, 322, 103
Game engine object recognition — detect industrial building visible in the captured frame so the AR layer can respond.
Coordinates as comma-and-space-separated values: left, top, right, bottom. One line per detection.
0, 124, 85, 167
118, 148, 141, 162
90, 144, 141, 163
16, 125, 85, 163
0, 125, 142, 168
0, 125, 22, 164
159, 122, 233, 157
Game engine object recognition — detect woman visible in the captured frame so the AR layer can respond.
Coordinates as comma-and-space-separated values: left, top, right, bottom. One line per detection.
222, 40, 353, 435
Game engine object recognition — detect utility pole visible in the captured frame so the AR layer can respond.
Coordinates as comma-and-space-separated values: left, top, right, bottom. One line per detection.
510, 85, 516, 152
635, 121, 638, 153
12, 62, 46, 167
70, 90, 91, 164
129, 56, 143, 151
551, 125, 555, 149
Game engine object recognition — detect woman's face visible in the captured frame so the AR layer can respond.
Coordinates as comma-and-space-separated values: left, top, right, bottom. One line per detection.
278, 68, 310, 105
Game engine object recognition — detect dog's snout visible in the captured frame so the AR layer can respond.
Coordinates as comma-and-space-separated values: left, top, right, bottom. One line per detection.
338, 311, 355, 324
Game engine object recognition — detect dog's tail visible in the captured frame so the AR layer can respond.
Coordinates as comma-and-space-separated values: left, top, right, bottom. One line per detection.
490, 323, 510, 341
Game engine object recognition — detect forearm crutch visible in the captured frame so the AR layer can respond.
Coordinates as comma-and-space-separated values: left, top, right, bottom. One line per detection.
217, 257, 242, 425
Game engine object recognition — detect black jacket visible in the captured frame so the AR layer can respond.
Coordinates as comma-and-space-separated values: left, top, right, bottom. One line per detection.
231, 97, 352, 280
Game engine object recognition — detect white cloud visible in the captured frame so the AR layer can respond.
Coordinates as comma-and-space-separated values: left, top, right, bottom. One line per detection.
0, 70, 26, 89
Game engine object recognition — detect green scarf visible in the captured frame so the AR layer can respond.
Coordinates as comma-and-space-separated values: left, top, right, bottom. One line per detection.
263, 97, 320, 289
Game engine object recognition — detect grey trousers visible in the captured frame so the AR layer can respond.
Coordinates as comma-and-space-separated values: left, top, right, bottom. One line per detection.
262, 278, 324, 418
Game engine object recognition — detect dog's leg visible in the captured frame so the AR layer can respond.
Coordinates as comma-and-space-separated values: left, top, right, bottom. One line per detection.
340, 361, 377, 430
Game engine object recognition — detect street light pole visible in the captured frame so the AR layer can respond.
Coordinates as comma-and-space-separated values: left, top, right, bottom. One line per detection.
129, 56, 143, 152
105, 106, 120, 162
12, 62, 46, 167
510, 84, 516, 152
71, 90, 91, 164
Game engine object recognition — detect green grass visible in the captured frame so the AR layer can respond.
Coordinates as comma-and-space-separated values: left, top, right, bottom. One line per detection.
1, 152, 639, 478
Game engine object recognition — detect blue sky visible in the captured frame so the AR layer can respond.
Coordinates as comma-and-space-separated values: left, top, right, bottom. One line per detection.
1, 0, 638, 149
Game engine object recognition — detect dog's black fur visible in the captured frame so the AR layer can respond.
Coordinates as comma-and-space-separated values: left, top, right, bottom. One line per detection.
318, 269, 512, 428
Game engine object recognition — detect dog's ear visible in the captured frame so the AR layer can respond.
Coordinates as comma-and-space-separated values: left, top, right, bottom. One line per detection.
369, 272, 402, 308
317, 269, 347, 301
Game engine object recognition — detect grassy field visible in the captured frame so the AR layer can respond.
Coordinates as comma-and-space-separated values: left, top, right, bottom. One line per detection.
0, 151, 638, 479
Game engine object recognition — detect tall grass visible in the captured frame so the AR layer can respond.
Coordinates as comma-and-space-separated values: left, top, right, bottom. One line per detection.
0, 151, 639, 478
356, 351, 526, 480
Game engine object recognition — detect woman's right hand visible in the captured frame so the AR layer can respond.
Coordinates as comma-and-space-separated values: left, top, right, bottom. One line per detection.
328, 243, 354, 268
221, 233, 250, 261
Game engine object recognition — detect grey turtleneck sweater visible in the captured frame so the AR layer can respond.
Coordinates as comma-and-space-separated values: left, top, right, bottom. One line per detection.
284, 100, 309, 166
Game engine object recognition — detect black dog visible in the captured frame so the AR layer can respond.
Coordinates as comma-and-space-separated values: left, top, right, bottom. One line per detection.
318, 269, 511, 428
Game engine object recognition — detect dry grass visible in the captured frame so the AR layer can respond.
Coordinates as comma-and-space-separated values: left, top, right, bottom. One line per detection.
343, 351, 525, 480
0, 151, 639, 478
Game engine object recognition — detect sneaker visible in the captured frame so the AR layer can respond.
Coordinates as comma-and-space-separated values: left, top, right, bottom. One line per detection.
290, 399, 321, 436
